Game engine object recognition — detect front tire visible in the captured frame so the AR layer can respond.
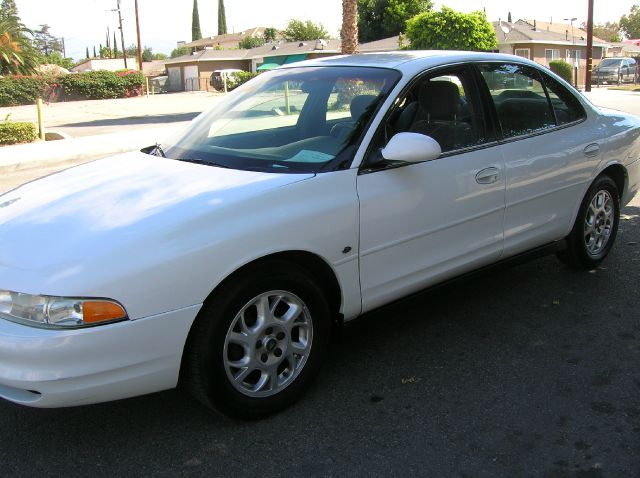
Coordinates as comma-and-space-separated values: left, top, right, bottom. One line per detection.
182, 262, 331, 419
557, 175, 620, 270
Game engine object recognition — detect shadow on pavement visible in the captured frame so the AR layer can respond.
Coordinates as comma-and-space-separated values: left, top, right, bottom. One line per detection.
60, 112, 201, 128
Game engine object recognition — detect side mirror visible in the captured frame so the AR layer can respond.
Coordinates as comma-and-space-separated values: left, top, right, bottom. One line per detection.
380, 132, 442, 163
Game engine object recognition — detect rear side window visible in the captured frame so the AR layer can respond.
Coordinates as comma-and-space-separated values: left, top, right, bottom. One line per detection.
539, 72, 586, 125
479, 64, 554, 138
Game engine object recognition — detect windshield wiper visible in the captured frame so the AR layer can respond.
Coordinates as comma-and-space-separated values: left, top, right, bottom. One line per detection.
175, 158, 231, 169
152, 143, 166, 157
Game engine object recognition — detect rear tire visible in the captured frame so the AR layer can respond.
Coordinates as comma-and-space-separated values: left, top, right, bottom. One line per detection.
557, 175, 620, 270
182, 261, 331, 419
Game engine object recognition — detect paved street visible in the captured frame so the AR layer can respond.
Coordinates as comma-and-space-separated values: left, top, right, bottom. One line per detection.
3, 91, 221, 138
0, 88, 639, 477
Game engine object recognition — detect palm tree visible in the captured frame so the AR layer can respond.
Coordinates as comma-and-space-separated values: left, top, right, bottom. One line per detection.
341, 0, 358, 54
0, 18, 38, 75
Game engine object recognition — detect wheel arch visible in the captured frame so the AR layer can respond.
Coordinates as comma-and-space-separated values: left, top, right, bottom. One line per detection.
205, 250, 343, 317
599, 163, 627, 199
179, 250, 343, 384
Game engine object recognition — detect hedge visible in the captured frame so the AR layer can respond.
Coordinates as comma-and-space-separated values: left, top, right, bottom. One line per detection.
0, 70, 144, 106
0, 122, 38, 145
549, 60, 573, 84
0, 76, 49, 107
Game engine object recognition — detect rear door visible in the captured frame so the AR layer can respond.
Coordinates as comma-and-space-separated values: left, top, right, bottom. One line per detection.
477, 63, 597, 257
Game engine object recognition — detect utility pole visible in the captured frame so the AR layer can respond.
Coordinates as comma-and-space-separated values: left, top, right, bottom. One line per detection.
585, 0, 593, 91
115, 0, 127, 68
134, 0, 143, 71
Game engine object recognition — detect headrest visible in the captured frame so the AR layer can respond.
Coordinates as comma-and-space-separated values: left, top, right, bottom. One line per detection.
418, 81, 460, 120
350, 94, 378, 120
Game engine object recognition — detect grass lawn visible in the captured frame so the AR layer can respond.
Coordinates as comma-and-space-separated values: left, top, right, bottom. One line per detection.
606, 84, 640, 92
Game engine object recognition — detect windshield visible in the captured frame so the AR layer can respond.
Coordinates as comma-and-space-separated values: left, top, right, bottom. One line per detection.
158, 66, 400, 173
599, 59, 623, 68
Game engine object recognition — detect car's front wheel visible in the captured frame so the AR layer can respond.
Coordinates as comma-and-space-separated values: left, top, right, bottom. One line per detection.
182, 262, 331, 419
557, 175, 620, 269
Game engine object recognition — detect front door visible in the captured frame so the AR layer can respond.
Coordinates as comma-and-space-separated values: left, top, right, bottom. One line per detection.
357, 67, 506, 312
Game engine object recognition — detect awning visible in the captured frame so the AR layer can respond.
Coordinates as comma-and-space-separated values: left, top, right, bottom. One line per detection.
257, 63, 281, 71
284, 54, 307, 64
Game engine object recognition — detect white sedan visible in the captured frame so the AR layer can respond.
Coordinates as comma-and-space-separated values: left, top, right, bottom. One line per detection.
1, 52, 639, 419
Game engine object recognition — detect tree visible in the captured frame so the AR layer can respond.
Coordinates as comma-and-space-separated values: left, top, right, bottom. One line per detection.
32, 24, 63, 56
281, 19, 329, 41
620, 5, 640, 39
586, 22, 622, 42
263, 27, 277, 42
192, 0, 202, 41
0, 1, 40, 75
93, 45, 97, 57
341, 0, 358, 54
0, 18, 39, 74
218, 0, 227, 35
171, 46, 190, 57
113, 31, 118, 58
358, 0, 432, 42
406, 7, 497, 51
85, 46, 89, 59
40, 50, 74, 70
239, 35, 264, 49
0, 0, 18, 22
507, 11, 512, 23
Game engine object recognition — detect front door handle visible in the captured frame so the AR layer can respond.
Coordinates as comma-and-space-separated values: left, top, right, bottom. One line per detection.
584, 143, 600, 157
476, 167, 500, 184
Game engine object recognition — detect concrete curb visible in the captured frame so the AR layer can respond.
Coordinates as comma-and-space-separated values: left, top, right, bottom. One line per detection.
0, 124, 181, 170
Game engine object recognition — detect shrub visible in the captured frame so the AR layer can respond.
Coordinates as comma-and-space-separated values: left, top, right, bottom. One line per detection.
549, 60, 573, 84
57, 70, 144, 100
0, 121, 38, 145
226, 71, 259, 90
0, 70, 144, 106
0, 75, 48, 107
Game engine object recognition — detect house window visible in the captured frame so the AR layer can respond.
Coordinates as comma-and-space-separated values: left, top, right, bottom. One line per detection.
566, 49, 581, 65
545, 49, 560, 65
514, 48, 530, 59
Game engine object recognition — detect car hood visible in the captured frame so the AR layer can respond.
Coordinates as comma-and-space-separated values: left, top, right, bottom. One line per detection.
0, 151, 313, 289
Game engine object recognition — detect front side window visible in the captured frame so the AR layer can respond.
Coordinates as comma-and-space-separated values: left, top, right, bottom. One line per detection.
158, 66, 400, 173
376, 68, 490, 155
480, 63, 555, 138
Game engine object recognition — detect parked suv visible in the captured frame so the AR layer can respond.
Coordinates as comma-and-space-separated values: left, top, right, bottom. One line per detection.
209, 69, 243, 91
592, 57, 637, 84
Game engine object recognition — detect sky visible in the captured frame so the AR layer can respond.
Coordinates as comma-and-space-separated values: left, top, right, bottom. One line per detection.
13, 0, 634, 61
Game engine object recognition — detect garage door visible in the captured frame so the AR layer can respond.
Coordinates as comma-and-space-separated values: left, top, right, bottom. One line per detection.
184, 65, 199, 91
167, 67, 181, 91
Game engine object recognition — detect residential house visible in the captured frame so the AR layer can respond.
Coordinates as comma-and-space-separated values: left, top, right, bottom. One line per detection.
493, 19, 610, 85
164, 39, 340, 92
181, 27, 268, 51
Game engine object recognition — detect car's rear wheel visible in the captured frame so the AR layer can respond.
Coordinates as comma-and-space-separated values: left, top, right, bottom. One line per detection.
557, 175, 620, 270
182, 262, 330, 419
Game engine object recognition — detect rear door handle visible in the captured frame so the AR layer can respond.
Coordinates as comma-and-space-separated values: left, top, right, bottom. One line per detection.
584, 143, 600, 157
475, 167, 500, 184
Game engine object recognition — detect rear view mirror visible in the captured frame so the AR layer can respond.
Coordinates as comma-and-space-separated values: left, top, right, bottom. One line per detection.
381, 132, 442, 163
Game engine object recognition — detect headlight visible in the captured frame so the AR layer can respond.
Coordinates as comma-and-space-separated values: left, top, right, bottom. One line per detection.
0, 290, 127, 328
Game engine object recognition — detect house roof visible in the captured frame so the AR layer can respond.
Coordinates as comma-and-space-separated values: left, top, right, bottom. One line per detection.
358, 36, 401, 52
182, 27, 267, 49
493, 20, 610, 48
165, 39, 341, 66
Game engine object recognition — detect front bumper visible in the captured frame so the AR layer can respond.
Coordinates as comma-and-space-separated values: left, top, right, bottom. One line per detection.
0, 304, 200, 408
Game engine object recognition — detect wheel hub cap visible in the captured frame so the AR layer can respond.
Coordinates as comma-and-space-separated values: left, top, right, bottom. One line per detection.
223, 290, 313, 398
584, 189, 614, 257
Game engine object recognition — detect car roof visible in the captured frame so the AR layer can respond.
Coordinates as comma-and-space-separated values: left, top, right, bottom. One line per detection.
281, 50, 540, 75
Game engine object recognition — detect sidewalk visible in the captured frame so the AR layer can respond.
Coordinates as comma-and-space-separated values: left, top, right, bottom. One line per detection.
0, 125, 185, 193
